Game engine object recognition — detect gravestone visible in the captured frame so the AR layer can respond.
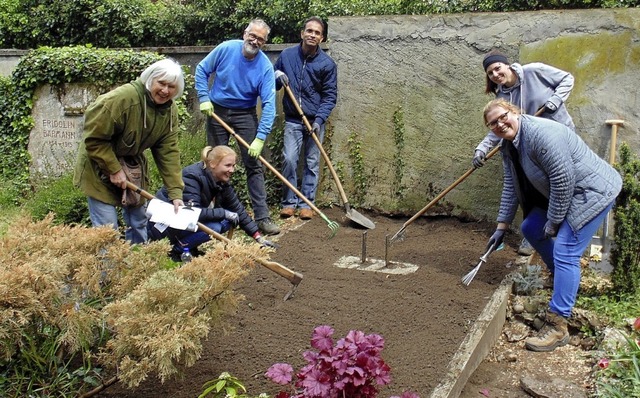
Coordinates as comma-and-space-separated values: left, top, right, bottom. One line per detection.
27, 84, 102, 177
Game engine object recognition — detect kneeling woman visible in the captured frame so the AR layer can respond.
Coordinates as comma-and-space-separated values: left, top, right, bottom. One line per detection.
482, 98, 621, 352
149, 145, 274, 256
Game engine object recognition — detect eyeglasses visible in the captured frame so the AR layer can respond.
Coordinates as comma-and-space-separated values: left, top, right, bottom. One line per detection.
245, 32, 266, 45
486, 111, 509, 129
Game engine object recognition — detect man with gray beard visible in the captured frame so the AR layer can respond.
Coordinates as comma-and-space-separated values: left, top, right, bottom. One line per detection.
195, 18, 280, 235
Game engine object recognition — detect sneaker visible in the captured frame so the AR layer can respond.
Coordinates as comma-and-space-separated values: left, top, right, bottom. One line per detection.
525, 311, 569, 352
280, 207, 295, 218
299, 208, 314, 220
517, 238, 535, 256
257, 218, 281, 235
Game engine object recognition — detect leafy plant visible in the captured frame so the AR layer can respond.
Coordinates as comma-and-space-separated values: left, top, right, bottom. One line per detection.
512, 264, 544, 295
595, 317, 640, 397
198, 372, 264, 398
265, 325, 419, 398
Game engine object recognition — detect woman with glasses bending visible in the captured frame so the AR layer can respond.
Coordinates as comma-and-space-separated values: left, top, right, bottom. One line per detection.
481, 98, 620, 353
472, 49, 576, 256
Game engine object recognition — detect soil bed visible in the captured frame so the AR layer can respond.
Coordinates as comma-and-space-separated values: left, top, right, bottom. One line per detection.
100, 207, 519, 397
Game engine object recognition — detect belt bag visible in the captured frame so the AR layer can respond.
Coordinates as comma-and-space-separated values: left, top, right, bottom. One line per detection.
118, 157, 144, 208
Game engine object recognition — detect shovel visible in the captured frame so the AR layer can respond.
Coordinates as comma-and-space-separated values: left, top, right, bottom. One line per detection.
283, 83, 375, 230
126, 182, 303, 301
208, 112, 339, 237
389, 145, 501, 244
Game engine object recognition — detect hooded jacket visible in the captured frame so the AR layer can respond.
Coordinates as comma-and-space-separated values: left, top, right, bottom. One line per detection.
497, 115, 621, 232
477, 62, 575, 154
73, 79, 184, 206
274, 43, 337, 126
156, 162, 259, 237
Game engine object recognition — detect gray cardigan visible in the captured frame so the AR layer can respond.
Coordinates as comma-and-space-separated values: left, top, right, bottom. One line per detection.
497, 115, 621, 232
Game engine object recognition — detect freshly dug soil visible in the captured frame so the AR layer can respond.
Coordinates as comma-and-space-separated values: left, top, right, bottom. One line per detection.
99, 207, 520, 398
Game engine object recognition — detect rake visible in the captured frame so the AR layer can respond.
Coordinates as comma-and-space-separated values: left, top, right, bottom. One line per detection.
461, 241, 504, 286
389, 145, 501, 244
209, 112, 339, 237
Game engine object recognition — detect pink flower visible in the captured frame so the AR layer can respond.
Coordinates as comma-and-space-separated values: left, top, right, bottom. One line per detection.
300, 367, 332, 397
311, 325, 335, 351
265, 363, 294, 385
597, 358, 610, 369
633, 317, 640, 332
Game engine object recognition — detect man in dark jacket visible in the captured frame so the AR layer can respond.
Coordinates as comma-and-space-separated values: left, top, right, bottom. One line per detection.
274, 16, 338, 220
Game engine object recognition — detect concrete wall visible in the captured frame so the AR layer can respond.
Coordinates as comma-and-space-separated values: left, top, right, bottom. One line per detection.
327, 9, 640, 223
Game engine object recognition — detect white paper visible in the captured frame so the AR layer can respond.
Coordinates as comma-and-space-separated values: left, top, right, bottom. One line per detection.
146, 198, 201, 232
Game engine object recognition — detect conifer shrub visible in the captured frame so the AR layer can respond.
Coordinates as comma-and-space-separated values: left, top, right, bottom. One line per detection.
0, 215, 266, 396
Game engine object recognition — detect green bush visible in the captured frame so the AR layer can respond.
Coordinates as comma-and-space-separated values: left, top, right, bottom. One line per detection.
24, 173, 90, 226
3, 0, 638, 49
610, 143, 640, 295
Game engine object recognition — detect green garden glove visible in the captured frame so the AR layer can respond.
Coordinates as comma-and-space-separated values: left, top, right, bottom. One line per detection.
248, 138, 265, 158
200, 101, 214, 117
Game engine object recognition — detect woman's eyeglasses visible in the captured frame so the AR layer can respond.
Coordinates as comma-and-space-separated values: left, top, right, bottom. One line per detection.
486, 111, 509, 129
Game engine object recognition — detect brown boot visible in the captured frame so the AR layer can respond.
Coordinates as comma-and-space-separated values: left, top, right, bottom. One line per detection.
299, 208, 314, 220
525, 311, 569, 352
280, 207, 295, 218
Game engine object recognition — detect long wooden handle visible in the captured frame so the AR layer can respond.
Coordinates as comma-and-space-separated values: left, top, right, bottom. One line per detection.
401, 145, 501, 228
283, 84, 350, 206
126, 182, 302, 285
208, 111, 326, 217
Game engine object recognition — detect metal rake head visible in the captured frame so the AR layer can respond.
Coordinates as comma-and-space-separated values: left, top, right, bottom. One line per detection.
388, 227, 406, 245
461, 262, 483, 286
320, 214, 339, 238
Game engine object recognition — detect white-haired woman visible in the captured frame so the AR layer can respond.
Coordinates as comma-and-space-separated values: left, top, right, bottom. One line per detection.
74, 58, 185, 244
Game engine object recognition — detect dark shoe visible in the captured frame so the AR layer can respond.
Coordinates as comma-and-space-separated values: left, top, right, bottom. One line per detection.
299, 208, 314, 220
525, 311, 569, 352
257, 218, 281, 235
280, 207, 295, 218
517, 238, 535, 256
169, 249, 182, 262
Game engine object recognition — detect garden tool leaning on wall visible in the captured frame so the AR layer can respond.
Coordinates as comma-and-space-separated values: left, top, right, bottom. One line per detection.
208, 112, 340, 237
283, 82, 375, 230
126, 182, 303, 300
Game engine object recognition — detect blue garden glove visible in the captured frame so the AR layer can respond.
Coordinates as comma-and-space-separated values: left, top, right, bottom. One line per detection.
544, 221, 560, 239
255, 234, 278, 249
200, 101, 214, 117
472, 150, 486, 169
224, 209, 239, 227
274, 70, 289, 86
311, 122, 321, 135
537, 101, 558, 115
486, 229, 506, 253
248, 138, 264, 158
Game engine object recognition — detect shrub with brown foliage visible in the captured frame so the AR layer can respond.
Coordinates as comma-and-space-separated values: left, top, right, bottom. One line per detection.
0, 214, 266, 395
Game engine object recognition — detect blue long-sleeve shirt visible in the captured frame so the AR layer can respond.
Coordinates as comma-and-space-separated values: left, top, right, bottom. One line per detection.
195, 40, 276, 140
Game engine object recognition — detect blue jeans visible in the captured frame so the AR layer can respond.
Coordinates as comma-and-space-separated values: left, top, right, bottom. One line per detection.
281, 121, 324, 209
520, 203, 613, 317
206, 105, 269, 221
147, 219, 232, 252
87, 196, 148, 244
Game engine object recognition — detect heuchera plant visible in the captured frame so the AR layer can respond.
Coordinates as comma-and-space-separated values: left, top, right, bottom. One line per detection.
265, 325, 420, 398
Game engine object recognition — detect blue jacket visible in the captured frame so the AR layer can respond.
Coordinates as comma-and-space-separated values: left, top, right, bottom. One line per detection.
157, 162, 259, 237
497, 115, 621, 232
274, 44, 337, 126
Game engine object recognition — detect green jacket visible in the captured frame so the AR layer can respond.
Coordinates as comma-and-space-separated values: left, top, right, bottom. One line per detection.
73, 79, 184, 206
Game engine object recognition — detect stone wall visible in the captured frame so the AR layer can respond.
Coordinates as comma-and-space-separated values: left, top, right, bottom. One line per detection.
327, 9, 640, 223
9, 8, 640, 223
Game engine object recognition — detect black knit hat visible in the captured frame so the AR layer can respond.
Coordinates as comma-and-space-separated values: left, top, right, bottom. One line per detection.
482, 51, 509, 71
